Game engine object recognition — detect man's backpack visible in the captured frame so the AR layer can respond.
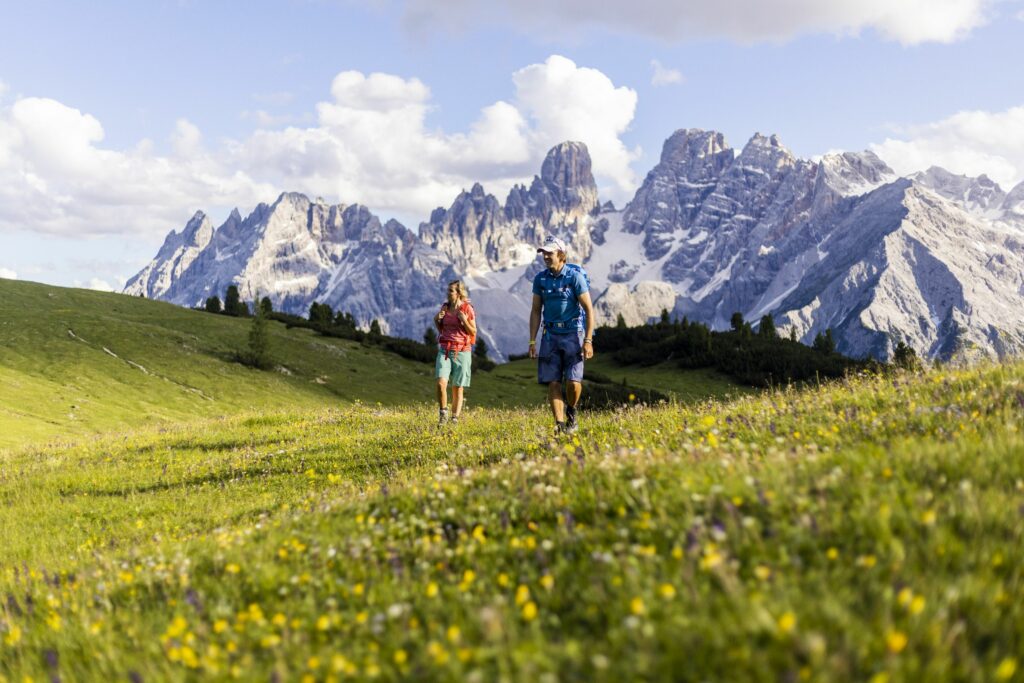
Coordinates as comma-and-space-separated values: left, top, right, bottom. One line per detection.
563, 263, 591, 290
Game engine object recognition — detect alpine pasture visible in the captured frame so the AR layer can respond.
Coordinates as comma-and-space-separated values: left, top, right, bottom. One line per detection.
1, 279, 1022, 682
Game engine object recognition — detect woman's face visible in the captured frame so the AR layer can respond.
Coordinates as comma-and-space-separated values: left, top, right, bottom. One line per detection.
447, 285, 460, 303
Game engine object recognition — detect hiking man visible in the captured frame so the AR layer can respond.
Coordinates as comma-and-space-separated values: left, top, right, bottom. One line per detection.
434, 279, 476, 427
528, 236, 595, 434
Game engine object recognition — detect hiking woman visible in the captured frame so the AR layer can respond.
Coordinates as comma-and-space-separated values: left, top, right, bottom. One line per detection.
434, 279, 477, 426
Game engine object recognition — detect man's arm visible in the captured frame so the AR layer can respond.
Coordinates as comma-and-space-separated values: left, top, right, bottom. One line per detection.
529, 294, 542, 358
579, 291, 595, 360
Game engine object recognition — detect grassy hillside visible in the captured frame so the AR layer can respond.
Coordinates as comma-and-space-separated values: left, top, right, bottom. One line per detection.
1, 360, 1022, 681
0, 279, 744, 450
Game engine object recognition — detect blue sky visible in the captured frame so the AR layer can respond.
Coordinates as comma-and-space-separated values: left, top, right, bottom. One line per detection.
2, 0, 1023, 289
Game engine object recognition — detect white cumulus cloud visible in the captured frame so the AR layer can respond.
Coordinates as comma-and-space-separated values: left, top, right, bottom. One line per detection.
650, 59, 684, 86
0, 56, 639, 240
0, 267, 16, 279
871, 105, 1024, 190
402, 0, 993, 45
0, 97, 274, 238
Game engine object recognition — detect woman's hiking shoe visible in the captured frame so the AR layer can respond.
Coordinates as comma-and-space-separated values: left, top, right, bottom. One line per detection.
437, 408, 449, 427
564, 406, 579, 434
450, 415, 459, 427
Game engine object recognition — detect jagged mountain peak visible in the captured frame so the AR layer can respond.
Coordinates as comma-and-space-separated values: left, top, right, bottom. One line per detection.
909, 166, 1007, 216
659, 128, 732, 166
816, 150, 896, 198
127, 125, 1024, 364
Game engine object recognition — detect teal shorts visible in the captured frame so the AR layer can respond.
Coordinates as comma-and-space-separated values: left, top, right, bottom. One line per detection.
435, 349, 472, 387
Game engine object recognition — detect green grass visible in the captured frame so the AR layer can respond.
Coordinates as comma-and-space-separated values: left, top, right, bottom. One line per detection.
0, 279, 743, 450
1, 359, 1022, 682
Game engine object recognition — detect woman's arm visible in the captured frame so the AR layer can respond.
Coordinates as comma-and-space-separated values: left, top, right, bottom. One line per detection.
457, 304, 477, 336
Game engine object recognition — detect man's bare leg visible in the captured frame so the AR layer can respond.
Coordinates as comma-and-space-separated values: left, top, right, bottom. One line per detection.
548, 381, 565, 423
565, 381, 582, 409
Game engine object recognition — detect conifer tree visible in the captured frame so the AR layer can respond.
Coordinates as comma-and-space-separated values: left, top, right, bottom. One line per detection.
474, 337, 489, 360
224, 285, 243, 316
205, 296, 222, 314
242, 291, 272, 369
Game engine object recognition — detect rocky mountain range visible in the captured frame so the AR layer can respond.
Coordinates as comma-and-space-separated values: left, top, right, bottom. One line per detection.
124, 130, 1024, 363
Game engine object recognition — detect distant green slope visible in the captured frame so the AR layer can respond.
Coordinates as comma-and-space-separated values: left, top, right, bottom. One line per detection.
0, 279, 532, 448
0, 279, 747, 448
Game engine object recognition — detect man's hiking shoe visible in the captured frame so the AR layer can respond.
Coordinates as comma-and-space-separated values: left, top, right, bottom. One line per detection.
438, 408, 449, 427
565, 406, 579, 434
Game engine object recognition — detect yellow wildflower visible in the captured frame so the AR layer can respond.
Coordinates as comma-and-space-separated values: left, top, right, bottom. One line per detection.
995, 658, 1017, 680
426, 582, 439, 598
630, 597, 645, 615
909, 596, 925, 615
521, 601, 538, 621
540, 574, 555, 590
777, 611, 796, 634
3, 625, 21, 645
885, 630, 907, 654
659, 584, 676, 600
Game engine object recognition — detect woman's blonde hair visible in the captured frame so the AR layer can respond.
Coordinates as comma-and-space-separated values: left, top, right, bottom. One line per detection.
447, 279, 469, 301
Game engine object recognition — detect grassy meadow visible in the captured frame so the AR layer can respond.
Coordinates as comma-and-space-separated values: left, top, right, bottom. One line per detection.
2, 305, 1023, 682
0, 279, 742, 450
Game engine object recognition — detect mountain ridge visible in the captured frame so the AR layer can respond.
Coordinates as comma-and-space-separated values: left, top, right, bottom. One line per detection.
125, 128, 1024, 362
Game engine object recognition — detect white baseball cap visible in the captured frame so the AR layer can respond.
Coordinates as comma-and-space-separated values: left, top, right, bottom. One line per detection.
537, 236, 568, 254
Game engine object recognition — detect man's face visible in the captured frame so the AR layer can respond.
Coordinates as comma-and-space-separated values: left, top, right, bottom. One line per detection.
541, 250, 565, 270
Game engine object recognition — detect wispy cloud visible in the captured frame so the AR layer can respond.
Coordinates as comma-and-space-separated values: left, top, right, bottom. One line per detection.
650, 59, 684, 86
0, 267, 17, 279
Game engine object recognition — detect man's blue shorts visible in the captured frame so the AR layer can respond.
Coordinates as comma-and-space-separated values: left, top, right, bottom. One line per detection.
537, 330, 585, 384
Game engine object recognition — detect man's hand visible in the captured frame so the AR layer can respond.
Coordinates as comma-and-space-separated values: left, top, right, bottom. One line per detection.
528, 343, 538, 359
583, 340, 594, 360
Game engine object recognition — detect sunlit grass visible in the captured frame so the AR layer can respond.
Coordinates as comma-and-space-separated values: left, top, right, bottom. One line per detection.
2, 361, 1022, 681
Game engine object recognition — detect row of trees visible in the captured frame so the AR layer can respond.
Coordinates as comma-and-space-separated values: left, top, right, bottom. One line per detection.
599, 310, 868, 387
204, 286, 272, 318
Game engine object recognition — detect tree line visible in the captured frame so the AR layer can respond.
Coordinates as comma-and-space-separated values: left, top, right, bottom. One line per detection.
593, 310, 920, 387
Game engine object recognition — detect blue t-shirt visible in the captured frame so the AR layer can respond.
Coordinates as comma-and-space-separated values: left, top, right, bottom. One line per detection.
533, 265, 589, 333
